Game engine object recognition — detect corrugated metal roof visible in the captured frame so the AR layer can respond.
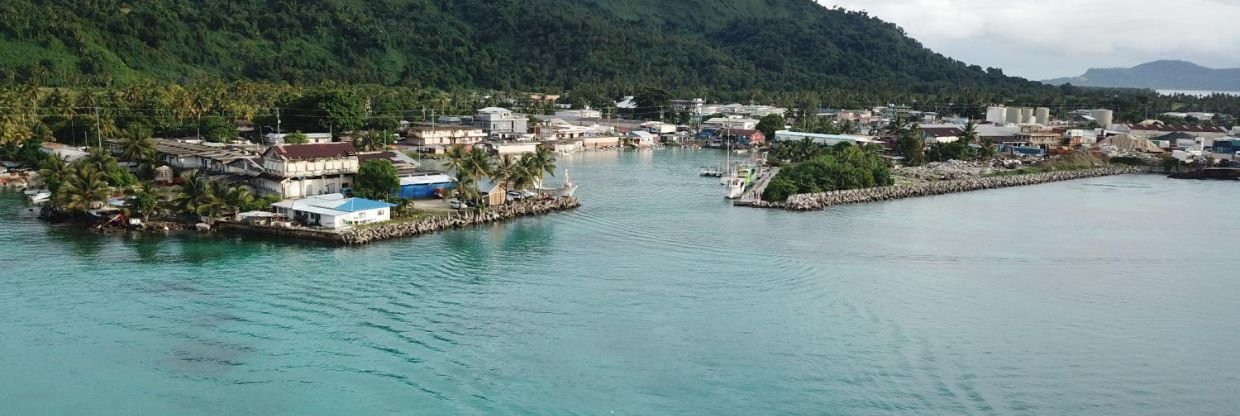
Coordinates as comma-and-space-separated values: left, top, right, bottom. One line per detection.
332, 198, 396, 213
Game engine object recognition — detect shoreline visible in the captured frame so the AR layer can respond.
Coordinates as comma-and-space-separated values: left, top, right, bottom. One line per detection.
217, 197, 581, 245
746, 166, 1148, 211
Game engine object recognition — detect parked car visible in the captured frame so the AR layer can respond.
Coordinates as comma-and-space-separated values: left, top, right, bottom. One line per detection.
449, 198, 467, 209
506, 191, 523, 202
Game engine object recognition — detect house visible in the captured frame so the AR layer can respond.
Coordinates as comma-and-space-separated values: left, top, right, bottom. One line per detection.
406, 125, 487, 147
105, 138, 262, 175
476, 179, 508, 207
722, 129, 766, 148
627, 131, 656, 147
255, 142, 359, 199
474, 107, 528, 135
264, 132, 333, 145
702, 117, 759, 130
774, 130, 875, 146
554, 109, 602, 120
482, 141, 541, 155
921, 127, 963, 144
1014, 129, 1063, 148
271, 193, 394, 229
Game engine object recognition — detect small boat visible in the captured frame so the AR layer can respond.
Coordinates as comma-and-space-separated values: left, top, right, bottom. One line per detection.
725, 177, 745, 199
537, 169, 578, 199
26, 190, 51, 204
700, 167, 722, 177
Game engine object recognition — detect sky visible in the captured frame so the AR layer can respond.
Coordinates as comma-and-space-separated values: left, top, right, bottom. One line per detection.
816, 0, 1240, 80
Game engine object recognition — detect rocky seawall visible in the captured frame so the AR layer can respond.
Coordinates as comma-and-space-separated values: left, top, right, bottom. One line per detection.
749, 167, 1144, 211
220, 197, 581, 245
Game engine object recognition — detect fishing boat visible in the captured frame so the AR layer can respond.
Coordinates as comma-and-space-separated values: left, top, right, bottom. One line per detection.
26, 190, 51, 204
537, 169, 578, 199
725, 176, 745, 199
700, 167, 722, 177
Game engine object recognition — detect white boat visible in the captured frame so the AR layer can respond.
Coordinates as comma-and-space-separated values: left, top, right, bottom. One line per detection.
725, 177, 745, 199
537, 169, 578, 199
27, 190, 51, 204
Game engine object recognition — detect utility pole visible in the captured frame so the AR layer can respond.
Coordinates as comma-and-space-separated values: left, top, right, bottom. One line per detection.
276, 107, 282, 135
94, 107, 102, 149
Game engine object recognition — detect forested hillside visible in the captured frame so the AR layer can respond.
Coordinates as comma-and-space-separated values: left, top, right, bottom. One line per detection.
0, 0, 1038, 94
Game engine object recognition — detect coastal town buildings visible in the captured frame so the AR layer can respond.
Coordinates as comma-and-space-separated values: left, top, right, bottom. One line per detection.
405, 125, 487, 147
702, 116, 759, 130
264, 132, 333, 145
774, 130, 875, 146
271, 193, 395, 229
474, 107, 528, 136
255, 142, 359, 199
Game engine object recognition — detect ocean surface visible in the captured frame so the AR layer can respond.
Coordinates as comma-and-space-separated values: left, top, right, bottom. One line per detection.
2, 149, 1239, 415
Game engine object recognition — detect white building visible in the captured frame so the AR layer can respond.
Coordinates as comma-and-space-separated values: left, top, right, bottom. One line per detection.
554, 109, 602, 119
474, 107, 528, 135
627, 130, 656, 147
702, 116, 759, 130
264, 132, 333, 145
774, 130, 875, 146
255, 143, 359, 199
406, 125, 486, 147
272, 193, 394, 229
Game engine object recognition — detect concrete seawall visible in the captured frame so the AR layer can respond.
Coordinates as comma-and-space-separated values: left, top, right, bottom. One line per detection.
219, 197, 581, 245
747, 166, 1145, 211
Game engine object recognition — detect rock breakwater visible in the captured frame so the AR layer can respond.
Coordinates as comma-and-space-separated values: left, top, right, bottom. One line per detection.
750, 167, 1143, 211
221, 197, 581, 245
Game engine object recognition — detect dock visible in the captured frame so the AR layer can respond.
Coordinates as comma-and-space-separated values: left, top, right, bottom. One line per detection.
734, 167, 779, 206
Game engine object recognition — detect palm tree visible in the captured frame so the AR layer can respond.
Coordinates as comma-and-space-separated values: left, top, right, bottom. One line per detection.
513, 154, 540, 192
83, 146, 119, 174
354, 129, 389, 152
978, 137, 997, 159
530, 145, 557, 184
173, 170, 216, 218
452, 171, 481, 202
119, 127, 157, 164
125, 181, 163, 223
443, 144, 469, 175
959, 120, 979, 159
461, 147, 493, 182
56, 165, 111, 214
38, 154, 70, 193
221, 185, 255, 217
492, 154, 520, 190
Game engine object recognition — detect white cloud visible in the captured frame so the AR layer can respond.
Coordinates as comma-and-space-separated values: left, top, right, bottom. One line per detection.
817, 0, 1240, 79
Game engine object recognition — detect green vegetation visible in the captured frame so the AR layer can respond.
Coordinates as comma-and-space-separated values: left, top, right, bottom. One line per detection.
755, 114, 785, 141
886, 117, 926, 166
762, 143, 893, 202
443, 144, 558, 205
354, 160, 400, 200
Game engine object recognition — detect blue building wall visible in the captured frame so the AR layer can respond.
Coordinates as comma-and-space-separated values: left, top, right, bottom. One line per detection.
398, 182, 455, 199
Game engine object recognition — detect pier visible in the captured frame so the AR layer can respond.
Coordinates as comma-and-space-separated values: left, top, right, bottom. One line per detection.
734, 167, 780, 206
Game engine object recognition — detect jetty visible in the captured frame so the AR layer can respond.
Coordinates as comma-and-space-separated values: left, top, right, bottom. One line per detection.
734, 167, 780, 206
219, 197, 581, 245
746, 166, 1144, 211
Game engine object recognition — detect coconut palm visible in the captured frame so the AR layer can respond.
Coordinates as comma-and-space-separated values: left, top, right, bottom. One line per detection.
530, 145, 557, 182
82, 146, 120, 174
173, 170, 217, 217
443, 144, 469, 176
119, 127, 157, 164
461, 147, 493, 182
452, 171, 481, 202
221, 185, 255, 217
354, 129, 388, 152
56, 164, 111, 214
38, 154, 71, 193
513, 154, 540, 192
125, 181, 163, 223
492, 154, 520, 190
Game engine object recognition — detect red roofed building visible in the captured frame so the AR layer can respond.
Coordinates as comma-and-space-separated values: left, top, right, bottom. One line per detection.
257, 143, 360, 199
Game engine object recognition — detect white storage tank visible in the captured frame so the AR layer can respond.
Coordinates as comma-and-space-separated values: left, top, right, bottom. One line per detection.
1006, 108, 1021, 124
1020, 107, 1034, 124
1090, 109, 1114, 128
986, 106, 1007, 124
1036, 107, 1051, 124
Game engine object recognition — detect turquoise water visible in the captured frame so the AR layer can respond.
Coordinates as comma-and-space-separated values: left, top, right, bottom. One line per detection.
2, 150, 1239, 415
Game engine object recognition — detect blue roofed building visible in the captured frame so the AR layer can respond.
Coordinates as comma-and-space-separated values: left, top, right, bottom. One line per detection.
271, 193, 396, 229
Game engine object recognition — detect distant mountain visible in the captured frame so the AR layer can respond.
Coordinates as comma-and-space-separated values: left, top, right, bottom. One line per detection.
1044, 60, 1240, 91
